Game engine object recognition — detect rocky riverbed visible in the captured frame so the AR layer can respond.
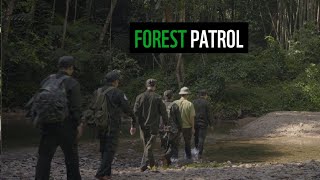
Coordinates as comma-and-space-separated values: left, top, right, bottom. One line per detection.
2, 111, 320, 179
1, 139, 320, 180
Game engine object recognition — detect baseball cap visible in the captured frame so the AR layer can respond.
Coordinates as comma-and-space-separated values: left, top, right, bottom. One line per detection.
146, 79, 157, 87
58, 56, 80, 71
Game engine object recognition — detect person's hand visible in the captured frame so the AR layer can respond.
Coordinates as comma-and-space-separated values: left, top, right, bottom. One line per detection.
130, 127, 136, 135
77, 123, 84, 140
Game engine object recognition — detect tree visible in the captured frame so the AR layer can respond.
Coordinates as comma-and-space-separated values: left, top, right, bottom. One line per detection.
176, 0, 186, 88
99, 0, 117, 45
51, 0, 56, 23
61, 0, 71, 49
2, 0, 16, 44
74, 0, 78, 23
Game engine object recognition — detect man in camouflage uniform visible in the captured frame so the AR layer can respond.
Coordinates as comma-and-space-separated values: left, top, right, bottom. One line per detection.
174, 87, 195, 160
160, 90, 182, 166
93, 70, 137, 180
193, 90, 213, 159
133, 79, 168, 171
35, 56, 82, 180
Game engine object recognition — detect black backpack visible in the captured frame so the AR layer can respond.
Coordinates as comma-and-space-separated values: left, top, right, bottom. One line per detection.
26, 74, 69, 126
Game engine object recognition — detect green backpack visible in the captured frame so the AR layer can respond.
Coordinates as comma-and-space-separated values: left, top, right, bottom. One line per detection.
84, 86, 114, 130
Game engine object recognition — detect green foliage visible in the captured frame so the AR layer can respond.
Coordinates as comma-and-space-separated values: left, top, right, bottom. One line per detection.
4, 0, 320, 121
286, 24, 320, 77
294, 64, 320, 110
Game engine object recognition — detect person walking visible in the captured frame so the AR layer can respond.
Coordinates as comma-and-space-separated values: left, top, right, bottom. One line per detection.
32, 56, 83, 180
161, 90, 182, 166
133, 79, 168, 171
193, 90, 213, 159
173, 87, 195, 160
91, 70, 137, 180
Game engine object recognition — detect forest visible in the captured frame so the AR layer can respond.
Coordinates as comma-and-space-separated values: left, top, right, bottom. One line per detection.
2, 0, 320, 120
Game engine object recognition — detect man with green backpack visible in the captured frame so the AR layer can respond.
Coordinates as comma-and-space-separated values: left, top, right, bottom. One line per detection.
84, 70, 136, 180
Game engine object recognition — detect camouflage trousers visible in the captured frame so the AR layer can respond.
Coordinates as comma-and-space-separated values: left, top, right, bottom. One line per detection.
164, 131, 181, 160
140, 127, 157, 167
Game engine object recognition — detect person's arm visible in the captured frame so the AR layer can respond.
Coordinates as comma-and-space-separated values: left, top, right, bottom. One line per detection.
173, 104, 182, 130
119, 91, 137, 135
69, 82, 82, 126
207, 102, 214, 127
119, 92, 136, 126
190, 103, 196, 134
133, 94, 142, 126
69, 81, 83, 139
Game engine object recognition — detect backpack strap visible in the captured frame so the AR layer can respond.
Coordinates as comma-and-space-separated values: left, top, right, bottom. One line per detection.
167, 102, 174, 111
26, 75, 69, 107
102, 86, 115, 95
93, 87, 115, 110
41, 74, 69, 92
102, 86, 115, 107
55, 74, 70, 85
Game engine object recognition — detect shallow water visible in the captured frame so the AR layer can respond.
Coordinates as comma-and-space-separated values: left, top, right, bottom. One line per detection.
2, 113, 320, 164
202, 136, 320, 164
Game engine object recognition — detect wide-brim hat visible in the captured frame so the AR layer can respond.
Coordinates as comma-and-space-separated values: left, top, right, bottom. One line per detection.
179, 87, 191, 95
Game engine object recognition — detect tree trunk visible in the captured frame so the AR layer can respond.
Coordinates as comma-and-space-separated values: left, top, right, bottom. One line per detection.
317, 1, 320, 32
176, 0, 185, 88
2, 0, 16, 44
213, 0, 217, 22
51, 0, 56, 23
294, 0, 299, 33
61, 0, 71, 49
160, 1, 174, 69
74, 0, 78, 23
86, 0, 93, 20
176, 53, 184, 88
30, 0, 38, 23
99, 0, 117, 45
299, 0, 303, 29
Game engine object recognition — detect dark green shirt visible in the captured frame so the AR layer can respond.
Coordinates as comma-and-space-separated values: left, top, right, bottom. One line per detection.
193, 97, 213, 128
103, 85, 136, 128
134, 90, 168, 134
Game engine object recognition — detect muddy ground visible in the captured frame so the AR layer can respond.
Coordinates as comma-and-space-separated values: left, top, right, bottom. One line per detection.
1, 112, 320, 179
2, 136, 320, 180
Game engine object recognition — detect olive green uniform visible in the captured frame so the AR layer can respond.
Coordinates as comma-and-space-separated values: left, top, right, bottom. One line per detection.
134, 90, 168, 168
95, 84, 136, 177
